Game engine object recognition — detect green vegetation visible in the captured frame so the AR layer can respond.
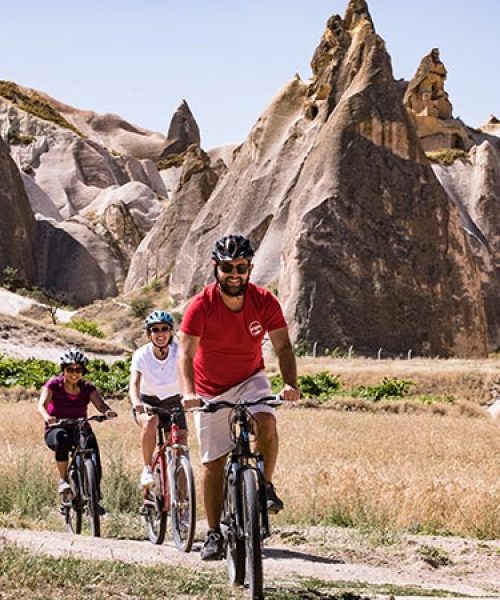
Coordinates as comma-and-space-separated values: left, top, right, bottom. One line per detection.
64, 318, 105, 339
426, 148, 469, 166
129, 297, 153, 318
0, 80, 84, 136
0, 354, 131, 396
1, 266, 26, 292
0, 354, 58, 390
418, 544, 453, 568
350, 376, 414, 401
271, 372, 413, 403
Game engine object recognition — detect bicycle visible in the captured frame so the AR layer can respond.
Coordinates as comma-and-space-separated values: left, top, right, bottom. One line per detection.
197, 395, 282, 600
140, 406, 196, 552
53, 414, 111, 537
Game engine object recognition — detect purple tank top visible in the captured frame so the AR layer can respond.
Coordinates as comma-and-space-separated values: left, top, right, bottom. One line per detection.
45, 374, 96, 419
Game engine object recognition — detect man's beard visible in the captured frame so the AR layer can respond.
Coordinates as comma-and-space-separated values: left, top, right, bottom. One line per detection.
215, 269, 249, 297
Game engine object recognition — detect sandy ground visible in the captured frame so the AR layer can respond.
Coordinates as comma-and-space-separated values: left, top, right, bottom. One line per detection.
1, 525, 499, 599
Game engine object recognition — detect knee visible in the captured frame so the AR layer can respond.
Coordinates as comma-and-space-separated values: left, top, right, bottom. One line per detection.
255, 413, 277, 441
142, 416, 158, 435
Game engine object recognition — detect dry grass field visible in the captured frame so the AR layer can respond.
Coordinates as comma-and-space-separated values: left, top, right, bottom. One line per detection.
1, 357, 498, 540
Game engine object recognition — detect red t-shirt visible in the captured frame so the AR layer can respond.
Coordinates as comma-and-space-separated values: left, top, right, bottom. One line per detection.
181, 283, 287, 396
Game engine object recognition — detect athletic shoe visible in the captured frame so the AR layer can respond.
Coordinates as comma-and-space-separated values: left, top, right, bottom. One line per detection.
200, 529, 224, 561
140, 466, 154, 488
266, 482, 284, 514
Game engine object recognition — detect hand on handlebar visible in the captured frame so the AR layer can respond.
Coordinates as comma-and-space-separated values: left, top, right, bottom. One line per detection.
280, 384, 300, 402
104, 409, 118, 418
45, 416, 58, 426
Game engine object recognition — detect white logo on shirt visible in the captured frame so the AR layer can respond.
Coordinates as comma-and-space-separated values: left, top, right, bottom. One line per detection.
249, 320, 264, 336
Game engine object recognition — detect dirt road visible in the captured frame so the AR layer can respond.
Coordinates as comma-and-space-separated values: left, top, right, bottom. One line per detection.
1, 526, 499, 599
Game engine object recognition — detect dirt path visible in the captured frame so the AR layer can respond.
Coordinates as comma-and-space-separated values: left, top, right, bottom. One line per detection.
1, 526, 499, 599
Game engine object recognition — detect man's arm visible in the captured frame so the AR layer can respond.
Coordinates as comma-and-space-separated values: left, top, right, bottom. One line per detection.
268, 327, 300, 402
178, 331, 201, 407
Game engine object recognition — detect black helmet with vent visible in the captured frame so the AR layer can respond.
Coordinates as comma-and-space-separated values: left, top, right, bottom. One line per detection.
212, 234, 255, 262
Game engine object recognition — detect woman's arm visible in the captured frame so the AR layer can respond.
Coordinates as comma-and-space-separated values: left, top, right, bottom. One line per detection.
37, 386, 55, 424
90, 389, 117, 417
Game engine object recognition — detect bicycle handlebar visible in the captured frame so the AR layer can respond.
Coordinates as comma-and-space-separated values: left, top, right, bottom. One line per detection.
145, 406, 184, 418
52, 415, 113, 427
196, 394, 283, 414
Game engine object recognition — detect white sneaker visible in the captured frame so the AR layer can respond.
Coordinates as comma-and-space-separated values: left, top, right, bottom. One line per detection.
58, 479, 71, 494
140, 466, 154, 488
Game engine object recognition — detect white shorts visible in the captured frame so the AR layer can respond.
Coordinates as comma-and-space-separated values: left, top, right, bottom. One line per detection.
195, 370, 274, 463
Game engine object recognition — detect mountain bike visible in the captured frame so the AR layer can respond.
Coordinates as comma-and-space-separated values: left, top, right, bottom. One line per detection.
198, 395, 282, 600
140, 406, 196, 552
54, 415, 111, 537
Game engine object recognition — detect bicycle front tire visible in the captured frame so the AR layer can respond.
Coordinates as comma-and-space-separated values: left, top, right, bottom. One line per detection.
83, 458, 100, 537
242, 468, 263, 600
64, 466, 82, 534
224, 468, 245, 586
170, 454, 196, 552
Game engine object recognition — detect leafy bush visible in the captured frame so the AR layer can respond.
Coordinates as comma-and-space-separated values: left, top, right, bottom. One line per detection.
64, 318, 105, 339
0, 354, 131, 396
426, 148, 468, 166
0, 354, 58, 389
2, 266, 25, 292
352, 377, 414, 401
130, 298, 153, 319
270, 371, 342, 401
86, 357, 131, 397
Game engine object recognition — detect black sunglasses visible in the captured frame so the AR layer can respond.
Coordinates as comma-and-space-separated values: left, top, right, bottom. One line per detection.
65, 366, 83, 374
218, 263, 250, 274
150, 326, 172, 333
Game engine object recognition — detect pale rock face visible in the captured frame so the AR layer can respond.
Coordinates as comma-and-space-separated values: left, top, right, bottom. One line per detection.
36, 215, 124, 306
125, 146, 219, 292
170, 0, 487, 357
0, 137, 37, 286
433, 141, 500, 350
21, 173, 63, 221
83, 181, 163, 260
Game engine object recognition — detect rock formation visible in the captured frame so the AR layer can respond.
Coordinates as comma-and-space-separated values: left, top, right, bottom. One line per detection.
0, 137, 37, 287
169, 0, 487, 357
403, 49, 469, 151
125, 146, 219, 291
159, 100, 201, 159
433, 141, 500, 350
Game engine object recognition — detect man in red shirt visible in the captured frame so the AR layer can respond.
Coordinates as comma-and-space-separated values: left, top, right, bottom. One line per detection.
180, 234, 300, 560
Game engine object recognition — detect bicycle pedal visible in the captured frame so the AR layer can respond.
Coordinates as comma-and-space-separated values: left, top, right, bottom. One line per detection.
139, 504, 152, 516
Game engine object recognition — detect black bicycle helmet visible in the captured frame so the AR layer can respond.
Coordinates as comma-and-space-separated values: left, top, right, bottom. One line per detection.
212, 234, 255, 262
144, 310, 174, 330
59, 347, 89, 370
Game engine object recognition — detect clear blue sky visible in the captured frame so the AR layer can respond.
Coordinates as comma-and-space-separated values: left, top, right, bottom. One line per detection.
2, 1, 498, 149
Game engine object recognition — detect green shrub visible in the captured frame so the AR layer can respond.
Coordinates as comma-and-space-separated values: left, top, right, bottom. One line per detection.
2, 266, 25, 291
270, 371, 342, 401
352, 377, 414, 401
64, 318, 105, 339
86, 357, 131, 397
130, 298, 154, 319
0, 354, 58, 389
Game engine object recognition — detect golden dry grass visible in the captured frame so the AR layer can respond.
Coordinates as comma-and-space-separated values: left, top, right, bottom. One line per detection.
1, 398, 498, 538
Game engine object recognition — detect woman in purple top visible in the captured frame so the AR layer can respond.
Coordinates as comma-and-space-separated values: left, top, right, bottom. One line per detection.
37, 348, 117, 503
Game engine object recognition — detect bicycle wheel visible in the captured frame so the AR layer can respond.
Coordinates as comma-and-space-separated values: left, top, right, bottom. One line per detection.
224, 468, 245, 586
242, 468, 263, 600
170, 454, 196, 552
83, 458, 100, 537
145, 462, 167, 545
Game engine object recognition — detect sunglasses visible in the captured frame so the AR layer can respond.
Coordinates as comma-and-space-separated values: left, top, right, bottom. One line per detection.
150, 326, 172, 334
65, 367, 83, 374
218, 263, 250, 274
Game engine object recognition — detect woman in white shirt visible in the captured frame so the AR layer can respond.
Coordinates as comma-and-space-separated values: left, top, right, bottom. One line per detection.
129, 310, 186, 487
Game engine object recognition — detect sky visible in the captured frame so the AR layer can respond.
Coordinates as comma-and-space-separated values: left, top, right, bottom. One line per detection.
1, 1, 498, 149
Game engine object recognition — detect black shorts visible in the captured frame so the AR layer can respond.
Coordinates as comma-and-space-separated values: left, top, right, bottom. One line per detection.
133, 393, 187, 430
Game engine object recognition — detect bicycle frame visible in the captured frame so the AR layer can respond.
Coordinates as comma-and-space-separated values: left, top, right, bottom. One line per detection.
143, 408, 188, 510
226, 405, 270, 540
